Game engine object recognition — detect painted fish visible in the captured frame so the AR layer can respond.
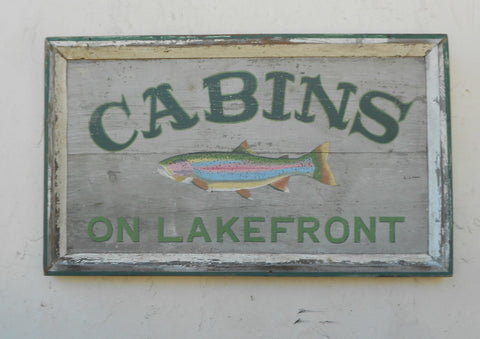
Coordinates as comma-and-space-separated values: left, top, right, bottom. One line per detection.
157, 141, 337, 199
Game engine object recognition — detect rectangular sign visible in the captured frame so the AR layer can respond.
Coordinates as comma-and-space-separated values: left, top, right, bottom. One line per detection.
44, 34, 452, 276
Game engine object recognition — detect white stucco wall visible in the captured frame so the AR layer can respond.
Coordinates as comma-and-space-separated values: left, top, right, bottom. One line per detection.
1, 0, 479, 337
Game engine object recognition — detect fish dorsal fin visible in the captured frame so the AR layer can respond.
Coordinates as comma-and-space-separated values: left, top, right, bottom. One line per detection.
269, 177, 290, 192
279, 155, 288, 159
237, 189, 252, 200
233, 141, 255, 154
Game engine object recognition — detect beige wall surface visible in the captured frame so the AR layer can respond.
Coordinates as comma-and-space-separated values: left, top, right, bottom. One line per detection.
1, 0, 478, 338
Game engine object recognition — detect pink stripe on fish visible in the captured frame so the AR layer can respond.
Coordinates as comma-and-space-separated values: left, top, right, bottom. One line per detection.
197, 163, 314, 172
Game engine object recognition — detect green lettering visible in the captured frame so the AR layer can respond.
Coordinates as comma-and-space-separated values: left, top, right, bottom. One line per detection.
271, 217, 294, 242
203, 71, 258, 123
142, 84, 199, 139
263, 72, 295, 121
244, 217, 265, 242
295, 76, 356, 127
350, 91, 413, 144
379, 216, 405, 243
298, 217, 320, 243
158, 217, 183, 242
89, 95, 138, 152
117, 217, 140, 242
187, 217, 212, 242
325, 216, 349, 244
88, 216, 113, 242
217, 217, 240, 242
354, 216, 376, 243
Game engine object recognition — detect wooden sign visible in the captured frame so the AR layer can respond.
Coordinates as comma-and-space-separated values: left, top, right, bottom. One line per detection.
44, 34, 452, 276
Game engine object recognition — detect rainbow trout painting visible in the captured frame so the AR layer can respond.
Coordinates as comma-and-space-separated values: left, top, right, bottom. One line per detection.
157, 141, 337, 199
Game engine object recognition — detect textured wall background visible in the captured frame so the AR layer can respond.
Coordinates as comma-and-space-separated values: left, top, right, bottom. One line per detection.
1, 1, 478, 337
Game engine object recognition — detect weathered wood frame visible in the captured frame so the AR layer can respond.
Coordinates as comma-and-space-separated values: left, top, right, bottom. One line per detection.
44, 34, 452, 276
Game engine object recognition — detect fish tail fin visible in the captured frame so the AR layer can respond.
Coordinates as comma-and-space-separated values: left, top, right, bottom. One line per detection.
309, 142, 337, 186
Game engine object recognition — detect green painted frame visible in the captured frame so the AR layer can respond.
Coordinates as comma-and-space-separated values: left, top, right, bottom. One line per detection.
44, 34, 452, 276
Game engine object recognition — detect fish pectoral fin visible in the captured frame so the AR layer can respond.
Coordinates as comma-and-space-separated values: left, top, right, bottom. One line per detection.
193, 178, 209, 191
269, 177, 290, 192
237, 189, 252, 200
233, 140, 255, 154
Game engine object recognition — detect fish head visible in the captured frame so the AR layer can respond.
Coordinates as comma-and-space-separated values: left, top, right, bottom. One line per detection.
158, 156, 194, 183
